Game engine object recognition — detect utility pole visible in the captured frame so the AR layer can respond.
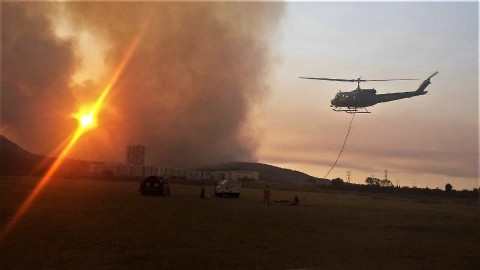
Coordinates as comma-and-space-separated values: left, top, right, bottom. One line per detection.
384, 170, 388, 181
346, 170, 351, 183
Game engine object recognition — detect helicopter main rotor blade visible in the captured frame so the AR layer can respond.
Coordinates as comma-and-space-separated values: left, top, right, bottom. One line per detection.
363, 78, 418, 82
299, 77, 418, 82
299, 77, 356, 82
427, 71, 439, 80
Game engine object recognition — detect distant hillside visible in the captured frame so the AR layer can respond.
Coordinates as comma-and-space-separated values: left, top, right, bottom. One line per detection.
0, 135, 41, 175
1, 135, 329, 187
0, 135, 91, 177
200, 161, 330, 186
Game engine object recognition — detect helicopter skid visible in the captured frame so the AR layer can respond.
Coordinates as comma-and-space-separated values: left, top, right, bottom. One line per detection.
332, 107, 370, 114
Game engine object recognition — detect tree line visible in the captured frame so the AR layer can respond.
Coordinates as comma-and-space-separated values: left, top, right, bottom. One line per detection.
324, 177, 479, 199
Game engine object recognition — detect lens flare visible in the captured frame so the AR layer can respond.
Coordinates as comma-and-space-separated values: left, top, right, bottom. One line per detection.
73, 107, 96, 130
0, 14, 153, 242
72, 100, 101, 132
79, 112, 94, 128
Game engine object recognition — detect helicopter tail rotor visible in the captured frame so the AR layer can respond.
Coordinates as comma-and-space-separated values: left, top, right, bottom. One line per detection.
416, 71, 439, 93
427, 71, 439, 80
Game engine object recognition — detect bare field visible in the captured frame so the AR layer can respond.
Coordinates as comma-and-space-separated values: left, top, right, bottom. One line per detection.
0, 176, 478, 269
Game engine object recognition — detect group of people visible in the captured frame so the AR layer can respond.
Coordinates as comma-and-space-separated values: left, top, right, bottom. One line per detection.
157, 182, 208, 199
164, 182, 298, 205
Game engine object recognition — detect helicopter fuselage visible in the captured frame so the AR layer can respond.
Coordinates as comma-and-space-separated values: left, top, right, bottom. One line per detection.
330, 88, 428, 108
331, 89, 377, 108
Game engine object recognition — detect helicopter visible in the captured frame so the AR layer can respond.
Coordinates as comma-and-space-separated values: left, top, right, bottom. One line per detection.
300, 71, 439, 113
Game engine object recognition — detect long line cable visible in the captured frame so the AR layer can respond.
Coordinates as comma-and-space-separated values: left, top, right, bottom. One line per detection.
301, 112, 356, 201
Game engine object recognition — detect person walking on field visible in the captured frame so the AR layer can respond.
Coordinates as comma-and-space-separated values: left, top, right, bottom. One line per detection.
200, 184, 206, 199
164, 180, 171, 197
263, 185, 271, 205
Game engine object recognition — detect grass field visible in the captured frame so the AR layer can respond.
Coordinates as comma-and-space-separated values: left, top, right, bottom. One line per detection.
0, 176, 478, 269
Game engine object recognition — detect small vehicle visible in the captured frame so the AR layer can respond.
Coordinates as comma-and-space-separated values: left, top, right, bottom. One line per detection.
215, 180, 241, 198
139, 176, 165, 196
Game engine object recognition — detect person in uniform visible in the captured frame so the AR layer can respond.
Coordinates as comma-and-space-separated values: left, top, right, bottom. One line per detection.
164, 180, 171, 197
200, 184, 206, 199
263, 185, 271, 205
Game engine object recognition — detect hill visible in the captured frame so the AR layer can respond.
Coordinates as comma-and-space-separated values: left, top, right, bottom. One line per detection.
0, 135, 90, 177
1, 135, 43, 175
200, 161, 330, 187
0, 135, 328, 187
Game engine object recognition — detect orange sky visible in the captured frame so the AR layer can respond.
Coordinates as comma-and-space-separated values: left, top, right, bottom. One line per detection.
1, 2, 478, 190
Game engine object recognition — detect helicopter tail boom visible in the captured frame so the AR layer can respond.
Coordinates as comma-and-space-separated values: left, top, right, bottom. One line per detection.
416, 80, 430, 94
372, 71, 439, 105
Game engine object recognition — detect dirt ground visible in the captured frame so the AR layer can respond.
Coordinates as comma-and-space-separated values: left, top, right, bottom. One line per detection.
0, 176, 478, 269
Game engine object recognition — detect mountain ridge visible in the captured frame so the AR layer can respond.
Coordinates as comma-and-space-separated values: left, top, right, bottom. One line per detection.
1, 135, 329, 185
0, 135, 90, 177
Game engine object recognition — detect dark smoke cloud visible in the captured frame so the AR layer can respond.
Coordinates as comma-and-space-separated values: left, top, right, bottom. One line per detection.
2, 2, 285, 168
1, 2, 78, 155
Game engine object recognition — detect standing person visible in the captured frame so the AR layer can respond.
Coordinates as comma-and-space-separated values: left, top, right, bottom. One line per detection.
164, 180, 171, 197
263, 185, 271, 205
200, 184, 206, 199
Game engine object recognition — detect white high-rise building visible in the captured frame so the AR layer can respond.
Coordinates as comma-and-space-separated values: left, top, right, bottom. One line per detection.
126, 145, 146, 166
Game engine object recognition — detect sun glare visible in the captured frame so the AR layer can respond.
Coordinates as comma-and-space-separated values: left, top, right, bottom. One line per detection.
80, 112, 94, 128
73, 107, 97, 131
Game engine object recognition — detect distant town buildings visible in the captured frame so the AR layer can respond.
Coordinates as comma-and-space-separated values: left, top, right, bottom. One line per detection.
89, 144, 259, 181
89, 163, 259, 181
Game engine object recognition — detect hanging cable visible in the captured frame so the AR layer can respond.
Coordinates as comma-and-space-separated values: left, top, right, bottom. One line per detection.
301, 112, 356, 201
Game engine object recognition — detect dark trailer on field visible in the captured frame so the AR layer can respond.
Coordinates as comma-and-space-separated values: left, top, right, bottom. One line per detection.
139, 176, 165, 196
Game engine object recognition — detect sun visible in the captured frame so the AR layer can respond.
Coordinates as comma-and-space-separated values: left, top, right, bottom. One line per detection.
73, 107, 97, 131
79, 112, 94, 128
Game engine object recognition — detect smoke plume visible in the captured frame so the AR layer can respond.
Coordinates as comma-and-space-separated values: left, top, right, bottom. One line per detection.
1, 3, 78, 154
1, 2, 284, 168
